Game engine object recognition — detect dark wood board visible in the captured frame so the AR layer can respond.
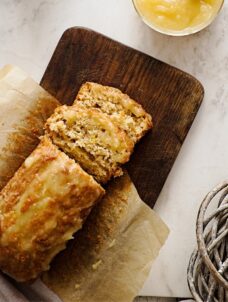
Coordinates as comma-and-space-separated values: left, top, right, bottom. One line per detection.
41, 27, 204, 208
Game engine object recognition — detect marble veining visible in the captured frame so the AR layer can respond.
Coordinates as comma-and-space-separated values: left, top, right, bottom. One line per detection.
0, 0, 228, 299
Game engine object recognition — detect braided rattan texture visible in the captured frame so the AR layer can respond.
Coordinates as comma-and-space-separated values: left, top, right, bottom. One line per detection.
187, 182, 228, 301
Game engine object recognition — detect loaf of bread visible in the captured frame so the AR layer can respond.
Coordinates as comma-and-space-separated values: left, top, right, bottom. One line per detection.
45, 83, 152, 184
0, 79, 152, 282
45, 104, 134, 184
0, 65, 60, 190
74, 82, 153, 143
0, 136, 105, 282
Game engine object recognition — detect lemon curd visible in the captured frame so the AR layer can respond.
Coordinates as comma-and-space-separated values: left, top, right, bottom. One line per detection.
133, 0, 223, 33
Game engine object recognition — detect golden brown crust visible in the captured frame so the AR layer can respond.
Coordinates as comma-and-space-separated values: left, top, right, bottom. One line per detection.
0, 137, 105, 282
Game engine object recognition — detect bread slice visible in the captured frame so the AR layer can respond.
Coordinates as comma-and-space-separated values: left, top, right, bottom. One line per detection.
45, 104, 134, 184
0, 136, 105, 282
74, 82, 153, 143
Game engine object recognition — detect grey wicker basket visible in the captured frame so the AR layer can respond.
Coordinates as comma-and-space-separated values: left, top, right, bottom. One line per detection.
187, 181, 228, 301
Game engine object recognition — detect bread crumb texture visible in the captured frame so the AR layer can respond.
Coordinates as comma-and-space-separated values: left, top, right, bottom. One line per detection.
75, 82, 152, 143
45, 104, 134, 183
45, 83, 152, 184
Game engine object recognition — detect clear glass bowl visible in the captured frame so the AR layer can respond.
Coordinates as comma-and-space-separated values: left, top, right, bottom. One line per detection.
132, 0, 224, 36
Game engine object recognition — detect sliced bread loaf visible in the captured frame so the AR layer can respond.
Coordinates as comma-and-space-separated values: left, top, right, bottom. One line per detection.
45, 104, 133, 184
74, 82, 153, 143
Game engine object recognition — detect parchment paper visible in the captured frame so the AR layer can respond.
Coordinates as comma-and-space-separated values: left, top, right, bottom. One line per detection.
0, 65, 169, 302
0, 65, 59, 190
41, 172, 169, 302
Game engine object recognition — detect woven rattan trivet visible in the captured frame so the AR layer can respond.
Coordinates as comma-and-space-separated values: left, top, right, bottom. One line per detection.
188, 181, 228, 301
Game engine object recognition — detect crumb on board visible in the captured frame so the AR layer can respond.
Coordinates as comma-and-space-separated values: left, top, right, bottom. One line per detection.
92, 259, 102, 270
74, 283, 81, 290
108, 239, 116, 248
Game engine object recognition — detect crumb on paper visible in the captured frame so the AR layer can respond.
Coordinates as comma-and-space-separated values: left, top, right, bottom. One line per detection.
75, 283, 80, 290
24, 155, 36, 168
108, 239, 116, 248
92, 260, 102, 270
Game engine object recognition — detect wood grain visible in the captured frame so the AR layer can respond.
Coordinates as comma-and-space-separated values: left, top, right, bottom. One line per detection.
41, 27, 204, 207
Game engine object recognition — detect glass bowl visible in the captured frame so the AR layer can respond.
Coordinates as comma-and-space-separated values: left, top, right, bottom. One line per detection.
132, 0, 224, 36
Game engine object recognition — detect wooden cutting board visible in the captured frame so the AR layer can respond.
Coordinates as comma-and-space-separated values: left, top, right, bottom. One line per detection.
41, 27, 204, 208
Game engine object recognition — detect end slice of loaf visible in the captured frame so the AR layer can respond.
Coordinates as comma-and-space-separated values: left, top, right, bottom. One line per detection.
74, 82, 153, 143
0, 136, 105, 282
45, 104, 134, 184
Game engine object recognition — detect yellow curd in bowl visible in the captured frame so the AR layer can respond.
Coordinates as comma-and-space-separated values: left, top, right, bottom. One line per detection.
133, 0, 223, 35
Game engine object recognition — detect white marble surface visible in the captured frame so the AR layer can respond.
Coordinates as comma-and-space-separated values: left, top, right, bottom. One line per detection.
0, 0, 228, 299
